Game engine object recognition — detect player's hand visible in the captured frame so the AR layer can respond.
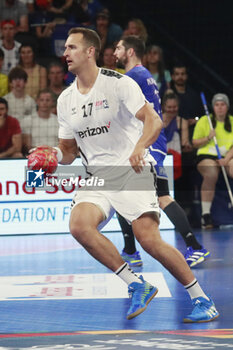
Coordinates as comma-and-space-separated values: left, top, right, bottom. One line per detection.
129, 144, 146, 173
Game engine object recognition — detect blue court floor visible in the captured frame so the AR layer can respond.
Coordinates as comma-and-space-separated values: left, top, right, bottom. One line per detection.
0, 228, 233, 349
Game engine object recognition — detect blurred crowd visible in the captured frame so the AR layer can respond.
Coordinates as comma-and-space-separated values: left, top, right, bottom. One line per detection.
0, 0, 232, 228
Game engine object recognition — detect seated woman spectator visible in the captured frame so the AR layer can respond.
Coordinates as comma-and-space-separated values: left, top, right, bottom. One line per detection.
123, 18, 148, 43
102, 46, 125, 74
3, 66, 36, 123
192, 93, 233, 229
18, 43, 47, 99
0, 48, 9, 97
144, 45, 171, 98
0, 97, 23, 158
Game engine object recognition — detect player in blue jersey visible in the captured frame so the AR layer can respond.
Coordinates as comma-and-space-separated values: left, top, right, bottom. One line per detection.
114, 36, 210, 268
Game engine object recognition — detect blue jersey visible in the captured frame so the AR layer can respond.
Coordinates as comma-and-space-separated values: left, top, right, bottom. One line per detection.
126, 65, 167, 156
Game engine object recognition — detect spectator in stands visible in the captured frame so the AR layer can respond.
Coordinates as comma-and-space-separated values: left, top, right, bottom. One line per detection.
18, 43, 47, 99
3, 66, 36, 123
70, 0, 103, 25
0, 0, 29, 33
31, 1, 57, 56
0, 48, 9, 97
47, 61, 67, 113
170, 63, 204, 223
47, 0, 73, 21
192, 93, 233, 229
123, 18, 148, 43
0, 20, 21, 75
171, 63, 203, 143
19, 0, 34, 13
145, 45, 171, 98
0, 97, 23, 158
21, 89, 59, 153
102, 46, 125, 74
162, 91, 182, 183
91, 8, 123, 58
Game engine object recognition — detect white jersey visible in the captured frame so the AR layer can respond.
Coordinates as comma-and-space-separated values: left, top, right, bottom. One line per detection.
57, 68, 152, 171
0, 40, 21, 75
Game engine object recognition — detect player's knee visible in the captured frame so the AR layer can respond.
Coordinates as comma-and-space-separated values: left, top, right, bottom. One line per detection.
69, 218, 91, 243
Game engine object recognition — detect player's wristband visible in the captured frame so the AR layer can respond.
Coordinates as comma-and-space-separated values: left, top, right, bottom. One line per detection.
53, 147, 63, 163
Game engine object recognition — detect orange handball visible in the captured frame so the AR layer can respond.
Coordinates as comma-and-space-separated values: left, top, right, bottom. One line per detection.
28, 146, 58, 176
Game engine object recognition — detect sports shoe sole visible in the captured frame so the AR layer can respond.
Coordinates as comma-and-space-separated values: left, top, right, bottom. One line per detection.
183, 313, 219, 323
127, 288, 158, 320
127, 261, 143, 267
189, 252, 210, 268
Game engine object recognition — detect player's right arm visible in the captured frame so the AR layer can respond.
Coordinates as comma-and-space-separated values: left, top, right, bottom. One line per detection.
56, 138, 79, 165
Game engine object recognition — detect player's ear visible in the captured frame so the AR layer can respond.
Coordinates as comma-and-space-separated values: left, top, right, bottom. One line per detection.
127, 48, 134, 57
87, 46, 95, 58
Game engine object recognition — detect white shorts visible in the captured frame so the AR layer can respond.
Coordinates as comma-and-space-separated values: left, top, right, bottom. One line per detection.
71, 165, 160, 227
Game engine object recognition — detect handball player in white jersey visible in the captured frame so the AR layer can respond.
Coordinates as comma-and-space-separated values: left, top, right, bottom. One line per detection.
36, 27, 219, 322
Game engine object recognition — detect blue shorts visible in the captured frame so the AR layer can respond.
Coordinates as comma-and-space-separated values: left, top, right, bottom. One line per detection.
150, 150, 168, 180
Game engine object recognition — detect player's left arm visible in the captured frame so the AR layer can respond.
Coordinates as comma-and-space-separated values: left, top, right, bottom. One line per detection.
130, 102, 162, 173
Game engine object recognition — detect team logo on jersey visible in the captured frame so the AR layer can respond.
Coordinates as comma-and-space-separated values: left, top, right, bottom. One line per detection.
95, 99, 109, 110
78, 121, 111, 138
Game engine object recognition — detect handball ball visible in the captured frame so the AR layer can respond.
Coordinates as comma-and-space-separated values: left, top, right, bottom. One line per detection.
28, 146, 58, 176
36, 0, 52, 10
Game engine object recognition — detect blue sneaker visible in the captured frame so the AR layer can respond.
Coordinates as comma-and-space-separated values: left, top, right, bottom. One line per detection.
183, 296, 219, 323
185, 247, 210, 267
121, 250, 143, 267
127, 275, 158, 320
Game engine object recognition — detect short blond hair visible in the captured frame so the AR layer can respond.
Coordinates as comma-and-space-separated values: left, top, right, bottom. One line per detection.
68, 27, 101, 60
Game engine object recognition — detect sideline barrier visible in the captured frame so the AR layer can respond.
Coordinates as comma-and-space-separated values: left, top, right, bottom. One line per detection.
0, 157, 174, 235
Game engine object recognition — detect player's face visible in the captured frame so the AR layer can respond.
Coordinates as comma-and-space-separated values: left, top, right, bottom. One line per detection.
64, 33, 90, 74
114, 41, 128, 67
164, 98, 179, 117
213, 101, 228, 118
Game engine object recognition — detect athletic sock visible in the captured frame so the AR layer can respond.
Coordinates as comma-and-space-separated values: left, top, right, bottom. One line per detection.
163, 201, 202, 250
115, 262, 143, 285
201, 201, 212, 215
184, 278, 210, 301
117, 212, 136, 254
